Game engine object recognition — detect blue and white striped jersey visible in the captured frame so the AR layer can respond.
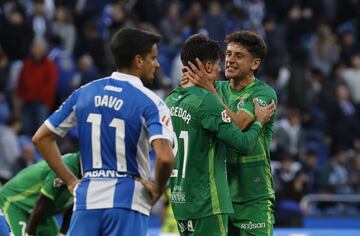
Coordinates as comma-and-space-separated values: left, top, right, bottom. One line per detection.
45, 72, 173, 215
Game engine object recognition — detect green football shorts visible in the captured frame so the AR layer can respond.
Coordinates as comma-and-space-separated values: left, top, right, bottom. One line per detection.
176, 214, 228, 236
228, 197, 275, 236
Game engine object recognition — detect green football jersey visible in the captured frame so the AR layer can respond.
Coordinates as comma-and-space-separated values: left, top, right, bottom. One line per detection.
0, 153, 81, 216
215, 79, 277, 203
165, 86, 263, 220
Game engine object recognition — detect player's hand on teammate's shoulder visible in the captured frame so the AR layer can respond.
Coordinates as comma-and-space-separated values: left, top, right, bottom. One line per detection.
135, 177, 161, 206
254, 99, 275, 125
181, 58, 217, 94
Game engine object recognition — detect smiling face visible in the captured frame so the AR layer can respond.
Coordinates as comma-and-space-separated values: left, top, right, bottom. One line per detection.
139, 44, 160, 82
225, 42, 260, 81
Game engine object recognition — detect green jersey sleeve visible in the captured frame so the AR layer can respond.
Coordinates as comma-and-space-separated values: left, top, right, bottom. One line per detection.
240, 92, 277, 118
40, 153, 81, 200
199, 93, 262, 154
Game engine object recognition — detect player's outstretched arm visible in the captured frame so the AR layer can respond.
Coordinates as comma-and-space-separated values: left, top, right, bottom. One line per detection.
138, 139, 174, 206
32, 124, 79, 194
25, 194, 52, 235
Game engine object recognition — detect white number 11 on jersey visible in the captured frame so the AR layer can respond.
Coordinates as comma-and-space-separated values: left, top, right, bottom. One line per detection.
87, 113, 126, 172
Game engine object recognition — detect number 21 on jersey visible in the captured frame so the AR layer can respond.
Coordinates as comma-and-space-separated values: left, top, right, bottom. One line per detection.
171, 131, 189, 178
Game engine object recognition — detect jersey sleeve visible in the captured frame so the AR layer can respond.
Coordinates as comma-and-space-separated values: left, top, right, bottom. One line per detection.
40, 153, 80, 200
199, 93, 262, 154
45, 89, 79, 137
240, 90, 278, 119
145, 99, 174, 145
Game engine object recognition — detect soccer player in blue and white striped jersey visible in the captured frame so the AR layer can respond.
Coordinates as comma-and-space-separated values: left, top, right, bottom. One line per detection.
32, 28, 174, 236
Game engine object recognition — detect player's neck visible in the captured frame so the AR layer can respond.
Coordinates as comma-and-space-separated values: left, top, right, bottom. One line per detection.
181, 80, 195, 88
230, 75, 255, 91
117, 68, 141, 78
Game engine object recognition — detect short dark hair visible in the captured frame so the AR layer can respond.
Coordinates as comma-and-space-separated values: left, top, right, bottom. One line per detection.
225, 31, 267, 62
181, 34, 222, 67
110, 28, 162, 69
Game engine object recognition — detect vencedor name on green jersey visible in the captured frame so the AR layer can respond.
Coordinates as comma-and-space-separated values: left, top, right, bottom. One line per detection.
165, 86, 263, 220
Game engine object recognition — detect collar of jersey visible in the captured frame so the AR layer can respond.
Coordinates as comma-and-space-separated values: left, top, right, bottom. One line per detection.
111, 72, 143, 87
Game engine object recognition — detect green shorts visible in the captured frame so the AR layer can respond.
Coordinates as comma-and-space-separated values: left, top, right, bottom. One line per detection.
228, 197, 275, 236
176, 214, 228, 236
0, 198, 59, 236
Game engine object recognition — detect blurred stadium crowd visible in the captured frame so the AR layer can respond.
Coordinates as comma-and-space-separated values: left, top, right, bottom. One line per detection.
0, 0, 360, 227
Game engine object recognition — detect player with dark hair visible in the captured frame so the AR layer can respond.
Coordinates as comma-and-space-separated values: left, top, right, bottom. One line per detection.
166, 34, 275, 236
32, 28, 174, 236
0, 153, 81, 236
184, 30, 277, 236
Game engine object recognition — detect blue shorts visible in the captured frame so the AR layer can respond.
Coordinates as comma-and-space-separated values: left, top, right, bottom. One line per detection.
68, 208, 148, 236
0, 212, 10, 236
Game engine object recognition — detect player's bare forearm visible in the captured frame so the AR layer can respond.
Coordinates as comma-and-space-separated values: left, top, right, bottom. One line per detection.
32, 125, 79, 191
235, 110, 254, 131
26, 194, 52, 234
153, 139, 174, 199
60, 206, 73, 234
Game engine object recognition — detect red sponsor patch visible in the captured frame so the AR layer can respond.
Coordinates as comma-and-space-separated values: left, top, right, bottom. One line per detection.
221, 110, 231, 123
161, 115, 171, 126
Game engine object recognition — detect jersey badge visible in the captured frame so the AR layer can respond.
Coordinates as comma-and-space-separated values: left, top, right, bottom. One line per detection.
53, 178, 64, 188
221, 110, 231, 123
237, 99, 245, 110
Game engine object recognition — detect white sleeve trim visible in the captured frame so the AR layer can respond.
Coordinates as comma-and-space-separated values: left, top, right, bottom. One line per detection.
149, 134, 174, 145
44, 120, 64, 137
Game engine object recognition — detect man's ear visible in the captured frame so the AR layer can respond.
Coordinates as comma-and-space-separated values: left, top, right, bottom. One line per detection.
134, 54, 143, 69
205, 61, 213, 73
251, 58, 261, 71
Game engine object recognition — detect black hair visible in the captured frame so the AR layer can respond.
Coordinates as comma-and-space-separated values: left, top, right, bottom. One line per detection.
110, 28, 162, 69
181, 34, 222, 67
225, 31, 267, 62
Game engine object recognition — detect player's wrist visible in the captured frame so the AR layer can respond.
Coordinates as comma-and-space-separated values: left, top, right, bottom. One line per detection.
253, 121, 263, 129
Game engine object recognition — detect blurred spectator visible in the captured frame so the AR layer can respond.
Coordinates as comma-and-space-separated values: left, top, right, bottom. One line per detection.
274, 154, 303, 202
297, 149, 320, 195
14, 142, 36, 173
233, 0, 266, 33
204, 1, 226, 47
0, 116, 22, 185
52, 5, 76, 53
307, 23, 340, 76
98, 1, 136, 41
29, 0, 53, 40
0, 50, 11, 123
76, 54, 101, 86
327, 84, 360, 150
109, 1, 136, 37
341, 52, 360, 105
262, 16, 286, 77
285, 5, 314, 62
318, 62, 346, 116
74, 20, 106, 72
349, 153, 360, 194
16, 38, 58, 135
159, 1, 183, 50
338, 28, 359, 66
273, 107, 306, 158
319, 148, 352, 194
48, 35, 76, 106
181, 2, 208, 41
0, 4, 34, 60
